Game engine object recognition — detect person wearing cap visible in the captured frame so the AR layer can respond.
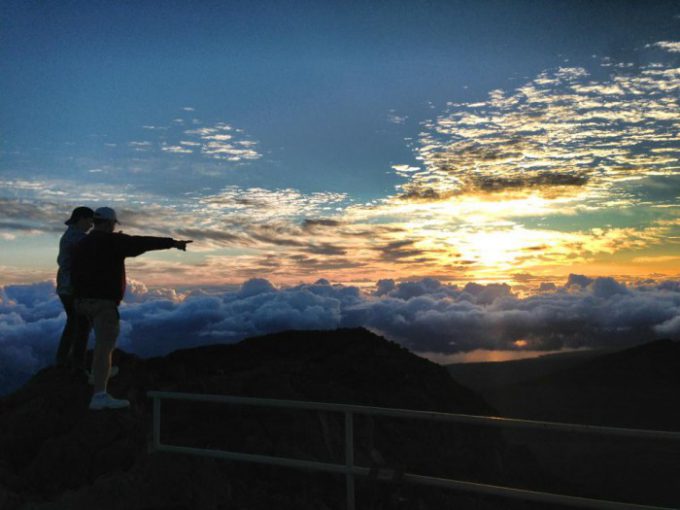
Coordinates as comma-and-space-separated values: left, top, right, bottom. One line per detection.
72, 207, 192, 410
55, 206, 94, 369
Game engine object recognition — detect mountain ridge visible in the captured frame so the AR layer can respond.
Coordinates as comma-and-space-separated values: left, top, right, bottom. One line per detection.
446, 347, 614, 394
484, 338, 680, 429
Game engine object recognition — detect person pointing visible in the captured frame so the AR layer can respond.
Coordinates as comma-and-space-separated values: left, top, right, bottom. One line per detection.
71, 207, 192, 410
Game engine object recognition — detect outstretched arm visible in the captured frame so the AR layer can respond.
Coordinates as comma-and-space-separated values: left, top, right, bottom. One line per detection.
115, 234, 193, 258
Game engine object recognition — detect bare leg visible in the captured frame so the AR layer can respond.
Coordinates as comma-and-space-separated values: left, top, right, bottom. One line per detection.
90, 301, 120, 394
92, 336, 115, 394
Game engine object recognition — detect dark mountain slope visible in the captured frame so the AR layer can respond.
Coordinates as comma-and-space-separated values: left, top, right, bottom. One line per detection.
476, 339, 680, 509
446, 348, 612, 396
0, 328, 528, 510
487, 338, 680, 429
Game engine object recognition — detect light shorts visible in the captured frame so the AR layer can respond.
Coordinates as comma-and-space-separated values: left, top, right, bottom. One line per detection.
75, 298, 120, 346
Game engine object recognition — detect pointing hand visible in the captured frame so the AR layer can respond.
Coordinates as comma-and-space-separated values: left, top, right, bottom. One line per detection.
174, 240, 193, 251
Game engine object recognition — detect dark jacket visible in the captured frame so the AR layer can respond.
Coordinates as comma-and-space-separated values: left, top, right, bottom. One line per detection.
72, 231, 175, 304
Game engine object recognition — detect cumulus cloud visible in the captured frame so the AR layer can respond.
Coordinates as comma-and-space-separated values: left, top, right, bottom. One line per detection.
655, 315, 680, 336
0, 282, 66, 395
2, 275, 680, 395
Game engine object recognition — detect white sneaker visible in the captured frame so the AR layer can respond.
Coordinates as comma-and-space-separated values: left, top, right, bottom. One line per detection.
88, 365, 119, 385
89, 392, 130, 410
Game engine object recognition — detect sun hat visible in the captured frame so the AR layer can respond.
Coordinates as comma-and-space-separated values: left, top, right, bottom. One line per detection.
64, 206, 94, 226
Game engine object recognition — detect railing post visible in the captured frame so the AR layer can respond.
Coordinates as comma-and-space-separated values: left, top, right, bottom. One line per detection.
153, 396, 161, 451
345, 411, 355, 510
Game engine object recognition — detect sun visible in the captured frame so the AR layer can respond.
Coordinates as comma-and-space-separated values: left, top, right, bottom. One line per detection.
455, 227, 559, 274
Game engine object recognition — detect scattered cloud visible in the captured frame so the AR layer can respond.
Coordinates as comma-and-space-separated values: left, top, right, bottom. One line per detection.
0, 196, 65, 233
391, 165, 420, 175
196, 186, 348, 221
183, 122, 261, 161
103, 116, 261, 165
0, 180, 169, 238
387, 110, 408, 124
396, 60, 679, 208
646, 41, 680, 53
128, 141, 153, 152
161, 145, 193, 154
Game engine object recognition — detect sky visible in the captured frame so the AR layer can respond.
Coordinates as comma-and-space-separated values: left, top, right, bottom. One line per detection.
1, 1, 680, 387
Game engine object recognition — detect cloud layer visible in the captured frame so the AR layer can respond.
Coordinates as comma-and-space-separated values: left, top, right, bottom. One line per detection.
2, 275, 679, 395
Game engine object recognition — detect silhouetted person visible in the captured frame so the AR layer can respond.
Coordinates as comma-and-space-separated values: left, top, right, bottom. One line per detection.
72, 207, 192, 410
55, 206, 94, 370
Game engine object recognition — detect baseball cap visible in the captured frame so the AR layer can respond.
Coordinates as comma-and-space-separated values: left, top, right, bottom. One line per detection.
64, 206, 94, 226
93, 207, 119, 223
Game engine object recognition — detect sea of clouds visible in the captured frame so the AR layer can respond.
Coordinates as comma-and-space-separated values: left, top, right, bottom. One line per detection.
1, 275, 680, 396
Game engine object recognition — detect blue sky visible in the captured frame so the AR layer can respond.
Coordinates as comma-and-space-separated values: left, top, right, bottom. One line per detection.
4, 1, 677, 194
1, 0, 679, 287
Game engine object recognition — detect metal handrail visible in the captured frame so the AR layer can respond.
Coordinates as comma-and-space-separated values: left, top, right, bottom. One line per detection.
147, 391, 680, 510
